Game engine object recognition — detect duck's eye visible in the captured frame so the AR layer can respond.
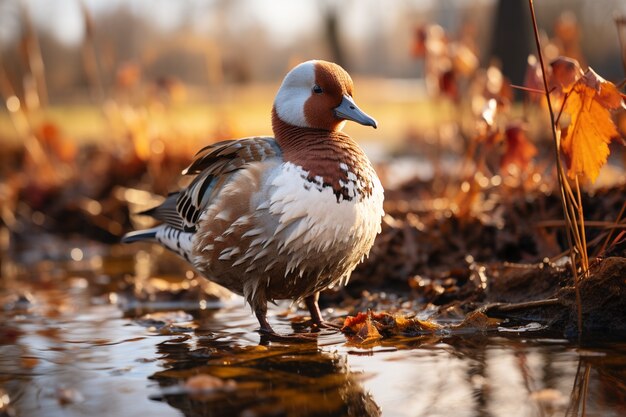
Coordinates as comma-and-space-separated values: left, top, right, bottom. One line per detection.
312, 84, 323, 94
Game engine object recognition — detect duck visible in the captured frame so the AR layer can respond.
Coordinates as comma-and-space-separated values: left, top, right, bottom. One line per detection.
122, 60, 384, 339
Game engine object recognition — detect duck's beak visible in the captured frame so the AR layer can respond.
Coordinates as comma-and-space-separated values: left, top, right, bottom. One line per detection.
334, 95, 377, 129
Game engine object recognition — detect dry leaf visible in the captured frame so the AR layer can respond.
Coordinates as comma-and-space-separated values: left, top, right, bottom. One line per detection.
501, 124, 537, 172
524, 55, 544, 103
439, 69, 458, 101
342, 311, 442, 341
560, 67, 624, 182
396, 316, 442, 333
453, 311, 502, 331
550, 56, 582, 94
116, 62, 141, 88
412, 26, 428, 57
451, 43, 478, 76
342, 311, 383, 343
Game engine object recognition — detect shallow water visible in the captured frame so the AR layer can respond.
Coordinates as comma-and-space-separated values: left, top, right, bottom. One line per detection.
1, 241, 625, 417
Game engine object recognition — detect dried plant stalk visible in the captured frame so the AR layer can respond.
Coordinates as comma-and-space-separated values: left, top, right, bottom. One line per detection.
527, 0, 583, 338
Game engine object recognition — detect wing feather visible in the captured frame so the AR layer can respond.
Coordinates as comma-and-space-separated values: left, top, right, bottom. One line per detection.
141, 137, 281, 232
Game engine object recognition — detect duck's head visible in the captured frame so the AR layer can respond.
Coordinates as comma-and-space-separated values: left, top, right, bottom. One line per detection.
273, 60, 377, 132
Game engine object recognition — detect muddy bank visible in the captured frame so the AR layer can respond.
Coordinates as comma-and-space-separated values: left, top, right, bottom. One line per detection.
340, 178, 626, 342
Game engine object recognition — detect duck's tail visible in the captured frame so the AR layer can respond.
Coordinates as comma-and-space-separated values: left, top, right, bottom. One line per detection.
121, 228, 159, 244
122, 225, 194, 262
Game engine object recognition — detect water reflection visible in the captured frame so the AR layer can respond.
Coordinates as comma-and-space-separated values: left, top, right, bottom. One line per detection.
1, 242, 625, 417
149, 324, 381, 416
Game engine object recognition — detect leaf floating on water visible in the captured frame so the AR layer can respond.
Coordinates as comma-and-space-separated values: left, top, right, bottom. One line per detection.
342, 311, 369, 330
355, 315, 382, 343
453, 311, 502, 331
342, 311, 442, 343
342, 311, 383, 343
342, 310, 504, 343
560, 68, 624, 182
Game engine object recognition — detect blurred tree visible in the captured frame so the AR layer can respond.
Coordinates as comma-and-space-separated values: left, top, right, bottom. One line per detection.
319, 1, 347, 69
490, 0, 532, 92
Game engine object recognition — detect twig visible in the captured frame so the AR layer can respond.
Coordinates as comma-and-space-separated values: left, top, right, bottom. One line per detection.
527, 0, 583, 340
510, 84, 546, 95
548, 232, 608, 265
565, 360, 583, 417
535, 219, 626, 229
0, 61, 48, 167
574, 176, 589, 274
20, 3, 48, 108
597, 200, 626, 256
483, 298, 562, 314
79, 0, 105, 104
581, 363, 591, 416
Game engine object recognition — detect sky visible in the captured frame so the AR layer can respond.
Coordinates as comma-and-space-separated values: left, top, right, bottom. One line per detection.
2, 0, 342, 45
2, 0, 626, 82
0, 0, 438, 48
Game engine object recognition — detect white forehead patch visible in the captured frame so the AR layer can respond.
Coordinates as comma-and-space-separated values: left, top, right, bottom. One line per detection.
274, 60, 316, 128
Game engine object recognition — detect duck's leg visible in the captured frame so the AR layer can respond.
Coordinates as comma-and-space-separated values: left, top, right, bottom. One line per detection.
255, 303, 316, 342
254, 303, 274, 334
304, 292, 341, 330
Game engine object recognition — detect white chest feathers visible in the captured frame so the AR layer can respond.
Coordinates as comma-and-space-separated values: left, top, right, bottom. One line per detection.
267, 162, 384, 258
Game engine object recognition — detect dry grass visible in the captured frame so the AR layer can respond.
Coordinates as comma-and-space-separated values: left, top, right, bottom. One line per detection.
0, 78, 449, 151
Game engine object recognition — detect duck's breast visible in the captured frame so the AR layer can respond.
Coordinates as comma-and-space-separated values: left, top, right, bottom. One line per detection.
265, 161, 384, 286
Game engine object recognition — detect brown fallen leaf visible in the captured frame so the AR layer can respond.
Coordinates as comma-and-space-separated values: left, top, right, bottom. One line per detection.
501, 124, 537, 173
342, 311, 442, 341
394, 315, 442, 334
453, 311, 502, 331
560, 67, 624, 182
342, 311, 383, 343
550, 56, 583, 94
524, 55, 543, 103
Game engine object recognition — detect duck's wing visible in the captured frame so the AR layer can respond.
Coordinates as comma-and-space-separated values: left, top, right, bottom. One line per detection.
143, 137, 281, 232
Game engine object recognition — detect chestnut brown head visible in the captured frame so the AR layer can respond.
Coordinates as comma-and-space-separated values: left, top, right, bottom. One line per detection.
273, 60, 377, 132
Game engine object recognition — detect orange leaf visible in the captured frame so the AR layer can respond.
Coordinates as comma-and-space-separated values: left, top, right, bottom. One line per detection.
550, 56, 583, 94
439, 69, 458, 101
560, 68, 624, 182
501, 124, 537, 173
412, 26, 428, 57
524, 55, 544, 103
341, 311, 368, 330
342, 311, 382, 343
355, 316, 382, 343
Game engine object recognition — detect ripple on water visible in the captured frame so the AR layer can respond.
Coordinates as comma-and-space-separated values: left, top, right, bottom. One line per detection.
1, 247, 625, 417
